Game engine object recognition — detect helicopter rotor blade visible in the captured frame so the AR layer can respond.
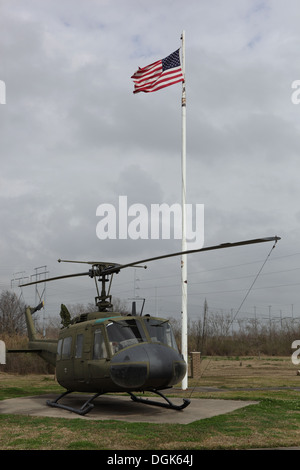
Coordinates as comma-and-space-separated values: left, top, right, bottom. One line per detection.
101, 236, 281, 274
19, 236, 280, 287
19, 271, 90, 287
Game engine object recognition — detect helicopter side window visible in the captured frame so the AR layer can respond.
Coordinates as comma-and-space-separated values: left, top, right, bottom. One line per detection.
57, 339, 63, 359
75, 334, 83, 359
106, 319, 146, 354
145, 319, 179, 351
93, 328, 108, 359
62, 336, 72, 359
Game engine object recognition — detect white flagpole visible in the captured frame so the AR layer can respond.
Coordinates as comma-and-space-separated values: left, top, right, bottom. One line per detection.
181, 30, 188, 390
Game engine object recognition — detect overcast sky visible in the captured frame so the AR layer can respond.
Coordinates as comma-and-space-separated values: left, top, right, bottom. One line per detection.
1, 0, 300, 328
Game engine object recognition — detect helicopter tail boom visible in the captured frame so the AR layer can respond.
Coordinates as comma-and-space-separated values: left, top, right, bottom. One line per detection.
8, 302, 58, 367
25, 302, 44, 341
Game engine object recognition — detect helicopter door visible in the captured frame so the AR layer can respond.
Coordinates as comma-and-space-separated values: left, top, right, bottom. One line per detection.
73, 327, 91, 382
89, 327, 109, 380
56, 334, 74, 387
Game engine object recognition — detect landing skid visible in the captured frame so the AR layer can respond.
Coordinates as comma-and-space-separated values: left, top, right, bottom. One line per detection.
46, 389, 191, 415
46, 390, 102, 416
129, 389, 191, 410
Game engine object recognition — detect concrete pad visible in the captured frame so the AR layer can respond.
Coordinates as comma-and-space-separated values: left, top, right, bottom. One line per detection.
0, 394, 258, 424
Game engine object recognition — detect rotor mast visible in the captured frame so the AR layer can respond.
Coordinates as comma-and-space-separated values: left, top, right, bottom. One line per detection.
89, 265, 114, 312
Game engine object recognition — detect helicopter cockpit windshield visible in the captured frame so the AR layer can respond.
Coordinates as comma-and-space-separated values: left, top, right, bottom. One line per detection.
144, 318, 178, 351
107, 319, 146, 354
106, 318, 178, 355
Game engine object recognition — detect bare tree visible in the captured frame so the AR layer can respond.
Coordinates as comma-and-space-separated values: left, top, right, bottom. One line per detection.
0, 290, 26, 334
207, 312, 231, 338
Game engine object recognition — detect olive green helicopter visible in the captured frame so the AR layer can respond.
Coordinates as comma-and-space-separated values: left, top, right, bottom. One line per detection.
8, 236, 279, 416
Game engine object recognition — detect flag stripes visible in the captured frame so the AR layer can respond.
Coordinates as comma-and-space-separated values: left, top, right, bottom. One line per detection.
131, 49, 184, 93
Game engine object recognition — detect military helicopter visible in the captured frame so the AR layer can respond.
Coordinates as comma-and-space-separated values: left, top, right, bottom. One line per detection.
9, 236, 279, 416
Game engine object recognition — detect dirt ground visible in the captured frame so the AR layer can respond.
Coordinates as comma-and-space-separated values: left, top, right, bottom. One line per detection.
188, 355, 300, 389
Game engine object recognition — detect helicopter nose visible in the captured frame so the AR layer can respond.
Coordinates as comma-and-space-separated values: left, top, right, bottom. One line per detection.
110, 343, 186, 390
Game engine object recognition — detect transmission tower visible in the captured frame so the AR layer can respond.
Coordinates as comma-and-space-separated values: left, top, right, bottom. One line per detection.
30, 265, 49, 337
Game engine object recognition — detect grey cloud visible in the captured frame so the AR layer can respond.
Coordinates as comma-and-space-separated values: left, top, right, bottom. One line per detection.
1, 0, 300, 323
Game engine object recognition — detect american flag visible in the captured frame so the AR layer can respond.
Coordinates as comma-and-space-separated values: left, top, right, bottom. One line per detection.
131, 49, 184, 94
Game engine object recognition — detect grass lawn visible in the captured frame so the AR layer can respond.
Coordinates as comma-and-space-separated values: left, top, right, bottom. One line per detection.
1, 356, 300, 450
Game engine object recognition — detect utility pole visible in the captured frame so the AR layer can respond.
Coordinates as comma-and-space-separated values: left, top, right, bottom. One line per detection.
11, 271, 29, 290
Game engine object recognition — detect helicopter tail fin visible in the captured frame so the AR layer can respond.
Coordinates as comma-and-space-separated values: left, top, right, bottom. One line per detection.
25, 302, 44, 341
